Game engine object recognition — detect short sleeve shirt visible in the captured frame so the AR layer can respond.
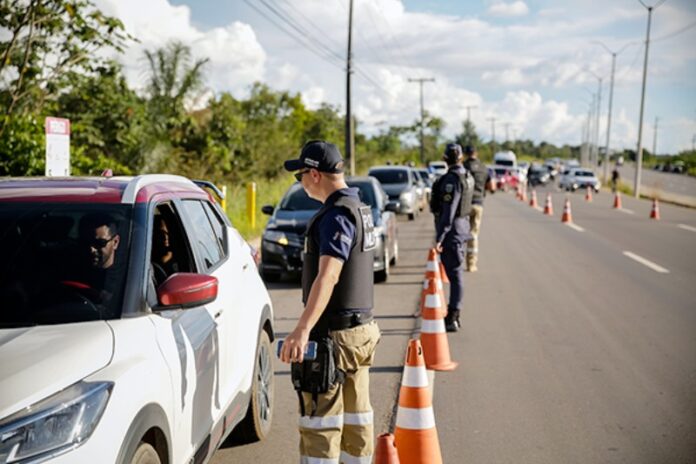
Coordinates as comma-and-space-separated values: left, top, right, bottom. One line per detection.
315, 189, 359, 261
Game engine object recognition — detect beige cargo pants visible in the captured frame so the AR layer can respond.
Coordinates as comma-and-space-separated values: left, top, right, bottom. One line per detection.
467, 204, 484, 270
299, 320, 381, 464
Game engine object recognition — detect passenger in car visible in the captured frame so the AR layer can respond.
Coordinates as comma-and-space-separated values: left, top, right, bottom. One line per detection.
151, 215, 179, 286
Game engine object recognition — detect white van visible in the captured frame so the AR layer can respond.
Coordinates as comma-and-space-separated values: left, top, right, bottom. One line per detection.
493, 151, 517, 168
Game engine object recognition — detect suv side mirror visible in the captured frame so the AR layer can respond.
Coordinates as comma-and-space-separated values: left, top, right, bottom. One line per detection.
156, 273, 218, 309
261, 205, 275, 215
385, 201, 400, 213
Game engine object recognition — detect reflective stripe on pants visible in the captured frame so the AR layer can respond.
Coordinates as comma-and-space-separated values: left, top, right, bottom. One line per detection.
467, 204, 484, 265
298, 321, 381, 463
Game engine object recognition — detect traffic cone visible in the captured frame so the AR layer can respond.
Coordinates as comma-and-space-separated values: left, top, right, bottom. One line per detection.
420, 283, 458, 371
520, 187, 527, 202
394, 339, 443, 464
515, 185, 521, 200
529, 189, 538, 208
436, 253, 449, 284
561, 197, 573, 223
543, 193, 553, 216
375, 433, 400, 464
419, 277, 447, 321
424, 249, 441, 281
613, 192, 622, 209
585, 186, 593, 202
650, 198, 660, 220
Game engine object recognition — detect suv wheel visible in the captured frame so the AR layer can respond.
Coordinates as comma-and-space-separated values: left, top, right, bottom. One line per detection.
375, 249, 389, 283
130, 443, 161, 464
231, 330, 274, 443
390, 241, 399, 265
408, 213, 416, 220
262, 270, 281, 283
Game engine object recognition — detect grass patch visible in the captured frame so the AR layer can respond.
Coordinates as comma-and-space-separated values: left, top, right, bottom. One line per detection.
222, 176, 295, 240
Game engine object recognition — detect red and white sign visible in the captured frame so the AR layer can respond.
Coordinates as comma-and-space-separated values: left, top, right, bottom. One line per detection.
45, 117, 71, 176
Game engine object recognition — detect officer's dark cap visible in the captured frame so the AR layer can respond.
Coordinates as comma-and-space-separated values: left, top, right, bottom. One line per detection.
463, 145, 476, 155
284, 140, 345, 173
443, 143, 463, 163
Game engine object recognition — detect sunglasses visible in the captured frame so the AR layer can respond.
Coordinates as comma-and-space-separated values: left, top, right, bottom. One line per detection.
86, 236, 116, 249
294, 169, 311, 182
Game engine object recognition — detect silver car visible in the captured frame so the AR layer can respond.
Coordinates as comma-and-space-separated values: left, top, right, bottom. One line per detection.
368, 166, 421, 220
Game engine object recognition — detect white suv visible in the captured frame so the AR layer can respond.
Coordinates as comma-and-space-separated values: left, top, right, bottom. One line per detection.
0, 175, 275, 464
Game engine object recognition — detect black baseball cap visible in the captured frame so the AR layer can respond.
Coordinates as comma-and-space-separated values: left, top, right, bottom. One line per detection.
443, 143, 463, 163
284, 140, 345, 173
463, 145, 476, 155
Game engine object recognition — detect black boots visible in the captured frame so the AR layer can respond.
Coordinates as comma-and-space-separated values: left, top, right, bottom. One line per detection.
445, 310, 460, 333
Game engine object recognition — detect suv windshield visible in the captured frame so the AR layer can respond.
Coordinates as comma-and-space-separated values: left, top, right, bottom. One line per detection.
369, 169, 409, 184
575, 171, 593, 177
280, 185, 322, 211
0, 203, 133, 327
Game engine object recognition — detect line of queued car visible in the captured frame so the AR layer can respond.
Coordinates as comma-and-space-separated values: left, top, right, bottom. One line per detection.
260, 164, 437, 283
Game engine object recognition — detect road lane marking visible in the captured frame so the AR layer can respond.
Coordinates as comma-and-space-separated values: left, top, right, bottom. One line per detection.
565, 223, 585, 232
616, 208, 635, 215
533, 206, 543, 212
678, 224, 696, 233
622, 251, 670, 274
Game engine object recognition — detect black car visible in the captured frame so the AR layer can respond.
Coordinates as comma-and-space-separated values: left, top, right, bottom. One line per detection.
528, 165, 551, 186
260, 180, 399, 282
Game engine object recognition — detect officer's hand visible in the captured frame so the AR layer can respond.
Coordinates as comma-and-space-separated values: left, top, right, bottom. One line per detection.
435, 242, 443, 253
280, 326, 310, 364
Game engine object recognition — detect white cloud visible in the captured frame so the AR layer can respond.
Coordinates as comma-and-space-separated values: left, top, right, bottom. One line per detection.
487, 1, 530, 17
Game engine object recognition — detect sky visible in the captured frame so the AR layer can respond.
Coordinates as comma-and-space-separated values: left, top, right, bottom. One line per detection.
94, 0, 696, 155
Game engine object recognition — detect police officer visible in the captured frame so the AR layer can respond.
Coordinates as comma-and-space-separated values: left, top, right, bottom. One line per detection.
280, 140, 381, 464
462, 145, 489, 272
432, 143, 473, 332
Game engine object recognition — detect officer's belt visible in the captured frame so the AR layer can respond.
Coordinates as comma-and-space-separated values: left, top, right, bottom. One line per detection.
328, 312, 373, 331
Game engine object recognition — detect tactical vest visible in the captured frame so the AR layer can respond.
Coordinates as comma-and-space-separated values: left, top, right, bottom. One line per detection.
430, 167, 475, 217
302, 191, 375, 331
463, 158, 488, 204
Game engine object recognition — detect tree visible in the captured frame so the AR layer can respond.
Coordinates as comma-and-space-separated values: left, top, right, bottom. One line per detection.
456, 120, 479, 148
0, 0, 129, 135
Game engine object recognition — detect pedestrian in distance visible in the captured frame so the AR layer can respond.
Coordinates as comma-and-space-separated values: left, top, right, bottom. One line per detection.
429, 143, 474, 332
462, 145, 489, 272
611, 166, 620, 193
280, 140, 381, 464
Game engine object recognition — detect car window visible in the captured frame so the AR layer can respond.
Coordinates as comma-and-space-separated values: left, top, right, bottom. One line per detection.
181, 200, 224, 271
0, 203, 133, 326
150, 202, 195, 289
576, 171, 593, 177
279, 185, 322, 211
201, 201, 227, 257
369, 169, 409, 184
347, 182, 377, 208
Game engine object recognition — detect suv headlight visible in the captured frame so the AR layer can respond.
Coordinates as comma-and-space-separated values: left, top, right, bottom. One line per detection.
263, 230, 289, 246
0, 381, 112, 463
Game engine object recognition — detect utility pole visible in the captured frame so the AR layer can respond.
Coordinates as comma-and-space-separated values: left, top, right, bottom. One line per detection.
487, 117, 497, 153
593, 41, 634, 182
652, 116, 659, 156
408, 77, 435, 164
465, 105, 478, 122
345, 0, 355, 175
504, 122, 511, 142
634, 1, 663, 198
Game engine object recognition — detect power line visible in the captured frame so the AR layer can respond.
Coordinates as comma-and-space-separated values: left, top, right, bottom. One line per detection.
653, 20, 696, 42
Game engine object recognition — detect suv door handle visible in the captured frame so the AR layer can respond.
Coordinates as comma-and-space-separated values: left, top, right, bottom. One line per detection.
214, 310, 224, 319
242, 263, 249, 271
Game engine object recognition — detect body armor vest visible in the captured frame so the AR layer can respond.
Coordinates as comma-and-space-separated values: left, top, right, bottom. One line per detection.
302, 190, 375, 331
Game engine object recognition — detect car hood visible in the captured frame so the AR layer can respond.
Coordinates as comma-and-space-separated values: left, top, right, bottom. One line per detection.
0, 321, 114, 419
381, 183, 409, 197
267, 209, 318, 234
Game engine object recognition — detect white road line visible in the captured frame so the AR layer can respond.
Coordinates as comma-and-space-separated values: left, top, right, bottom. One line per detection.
677, 224, 696, 233
533, 206, 543, 212
622, 251, 670, 274
565, 223, 585, 232
616, 208, 635, 215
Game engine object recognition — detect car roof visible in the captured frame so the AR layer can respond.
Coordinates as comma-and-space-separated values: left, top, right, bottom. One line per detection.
0, 175, 208, 204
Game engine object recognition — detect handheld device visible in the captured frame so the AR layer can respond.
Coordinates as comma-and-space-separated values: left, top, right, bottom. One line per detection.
277, 340, 317, 361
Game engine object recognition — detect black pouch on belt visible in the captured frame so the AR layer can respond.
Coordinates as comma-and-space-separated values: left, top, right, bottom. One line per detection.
291, 336, 345, 416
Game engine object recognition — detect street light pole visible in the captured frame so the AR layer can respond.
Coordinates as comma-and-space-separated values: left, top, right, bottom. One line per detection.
408, 77, 435, 164
634, 0, 663, 198
465, 105, 478, 122
345, 0, 355, 175
652, 116, 659, 156
487, 117, 497, 153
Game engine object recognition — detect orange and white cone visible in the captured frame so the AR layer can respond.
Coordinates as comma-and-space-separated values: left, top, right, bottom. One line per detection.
420, 284, 458, 371
585, 186, 593, 202
529, 190, 538, 208
436, 253, 449, 284
424, 249, 441, 281
394, 339, 443, 464
375, 433, 400, 464
543, 193, 554, 216
520, 187, 527, 202
515, 185, 521, 200
650, 198, 660, 220
419, 277, 447, 321
613, 192, 622, 209
561, 197, 573, 223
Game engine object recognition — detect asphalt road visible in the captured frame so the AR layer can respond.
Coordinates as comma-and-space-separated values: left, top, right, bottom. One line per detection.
214, 189, 696, 463
617, 163, 696, 206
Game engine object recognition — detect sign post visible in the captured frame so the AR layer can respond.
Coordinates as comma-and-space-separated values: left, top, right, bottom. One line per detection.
45, 117, 71, 176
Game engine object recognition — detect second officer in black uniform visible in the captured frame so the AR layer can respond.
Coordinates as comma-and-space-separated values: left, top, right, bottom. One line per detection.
280, 140, 381, 464
431, 143, 474, 332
